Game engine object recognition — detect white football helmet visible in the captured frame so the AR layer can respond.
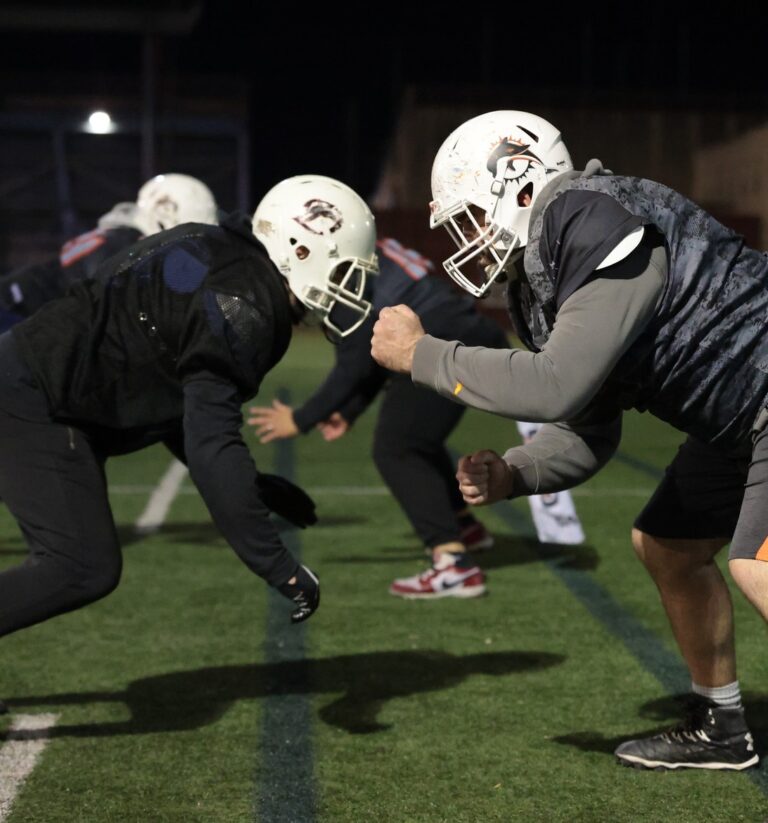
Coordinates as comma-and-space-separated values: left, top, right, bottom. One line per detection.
252, 175, 378, 338
430, 111, 573, 296
135, 173, 218, 235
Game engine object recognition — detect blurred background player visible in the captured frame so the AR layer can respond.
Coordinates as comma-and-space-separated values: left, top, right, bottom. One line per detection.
0, 173, 218, 331
0, 175, 377, 692
248, 183, 508, 599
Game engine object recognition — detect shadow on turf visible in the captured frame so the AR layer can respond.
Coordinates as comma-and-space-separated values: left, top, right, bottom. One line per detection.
334, 535, 600, 571
6, 648, 564, 738
551, 692, 768, 758
116, 516, 368, 549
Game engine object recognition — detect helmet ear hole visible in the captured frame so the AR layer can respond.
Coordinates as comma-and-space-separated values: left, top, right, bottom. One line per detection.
518, 182, 534, 207
295, 244, 310, 260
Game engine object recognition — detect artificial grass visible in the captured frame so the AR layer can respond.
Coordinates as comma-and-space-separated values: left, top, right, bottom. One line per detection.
0, 328, 766, 821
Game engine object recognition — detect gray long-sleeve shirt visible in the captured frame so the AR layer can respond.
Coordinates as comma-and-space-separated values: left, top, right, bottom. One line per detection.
412, 245, 666, 495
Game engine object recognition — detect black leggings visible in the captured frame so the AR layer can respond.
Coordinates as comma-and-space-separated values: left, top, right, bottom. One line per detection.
373, 375, 467, 548
0, 410, 121, 637
373, 311, 508, 549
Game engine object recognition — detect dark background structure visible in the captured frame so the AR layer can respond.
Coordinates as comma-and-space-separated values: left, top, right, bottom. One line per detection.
0, 1, 766, 267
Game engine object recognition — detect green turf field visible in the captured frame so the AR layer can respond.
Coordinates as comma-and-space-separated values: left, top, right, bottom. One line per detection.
1, 328, 767, 822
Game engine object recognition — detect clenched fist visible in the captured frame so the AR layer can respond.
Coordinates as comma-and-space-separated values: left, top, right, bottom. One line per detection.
456, 450, 515, 506
371, 304, 425, 373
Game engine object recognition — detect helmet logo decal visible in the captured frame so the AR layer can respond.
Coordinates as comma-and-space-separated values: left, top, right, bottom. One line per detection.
293, 199, 343, 235
155, 195, 179, 214
486, 139, 544, 181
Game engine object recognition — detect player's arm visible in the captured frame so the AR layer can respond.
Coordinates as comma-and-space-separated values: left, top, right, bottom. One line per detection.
251, 315, 387, 441
411, 242, 665, 422
182, 375, 319, 621
457, 403, 622, 504
292, 314, 386, 431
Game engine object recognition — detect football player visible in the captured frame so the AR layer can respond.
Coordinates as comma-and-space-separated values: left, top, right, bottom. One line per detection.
372, 110, 766, 771
0, 175, 374, 698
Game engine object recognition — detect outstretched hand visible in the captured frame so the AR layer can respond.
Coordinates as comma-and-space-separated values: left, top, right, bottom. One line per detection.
371, 304, 425, 373
456, 450, 514, 506
248, 398, 299, 443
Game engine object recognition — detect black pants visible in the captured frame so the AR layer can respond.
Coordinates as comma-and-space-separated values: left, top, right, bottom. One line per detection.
0, 409, 121, 637
373, 376, 467, 548
373, 311, 507, 549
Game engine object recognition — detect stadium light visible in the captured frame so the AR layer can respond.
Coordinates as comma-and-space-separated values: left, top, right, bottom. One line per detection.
86, 110, 114, 134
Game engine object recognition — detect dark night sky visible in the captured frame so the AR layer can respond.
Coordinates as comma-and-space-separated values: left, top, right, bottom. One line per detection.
0, 2, 766, 199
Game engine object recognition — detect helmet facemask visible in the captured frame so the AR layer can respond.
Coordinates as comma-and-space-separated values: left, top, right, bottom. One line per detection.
429, 198, 524, 297
298, 254, 378, 338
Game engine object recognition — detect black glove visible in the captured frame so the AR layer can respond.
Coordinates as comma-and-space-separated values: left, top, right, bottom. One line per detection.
276, 564, 320, 624
256, 473, 318, 528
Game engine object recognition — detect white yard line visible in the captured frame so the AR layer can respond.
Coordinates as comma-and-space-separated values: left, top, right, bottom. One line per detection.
133, 459, 189, 535
0, 713, 59, 821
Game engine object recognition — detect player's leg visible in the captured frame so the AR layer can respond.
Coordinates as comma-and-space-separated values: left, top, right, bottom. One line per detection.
373, 377, 485, 599
615, 436, 755, 770
729, 426, 768, 620
0, 410, 122, 638
632, 530, 735, 683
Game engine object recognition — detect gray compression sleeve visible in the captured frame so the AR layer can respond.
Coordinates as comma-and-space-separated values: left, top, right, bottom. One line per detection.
502, 409, 622, 496
412, 245, 665, 422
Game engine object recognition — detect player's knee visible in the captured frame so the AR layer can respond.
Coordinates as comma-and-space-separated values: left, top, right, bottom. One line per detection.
76, 554, 122, 604
631, 528, 660, 567
372, 437, 405, 472
631, 528, 723, 579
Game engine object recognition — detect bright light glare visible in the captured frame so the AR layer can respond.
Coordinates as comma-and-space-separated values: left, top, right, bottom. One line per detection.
87, 110, 113, 134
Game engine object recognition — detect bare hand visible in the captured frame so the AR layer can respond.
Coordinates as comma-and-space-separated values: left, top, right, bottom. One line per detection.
316, 412, 349, 442
456, 450, 514, 506
371, 304, 425, 373
247, 398, 299, 443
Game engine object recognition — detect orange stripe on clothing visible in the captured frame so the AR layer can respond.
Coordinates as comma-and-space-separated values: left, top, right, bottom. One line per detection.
453, 381, 463, 396
755, 537, 768, 561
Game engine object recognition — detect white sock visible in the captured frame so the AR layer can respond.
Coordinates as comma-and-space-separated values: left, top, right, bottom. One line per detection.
691, 680, 742, 709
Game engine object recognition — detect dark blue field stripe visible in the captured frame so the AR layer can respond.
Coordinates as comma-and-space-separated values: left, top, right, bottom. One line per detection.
257, 391, 316, 823
477, 469, 768, 791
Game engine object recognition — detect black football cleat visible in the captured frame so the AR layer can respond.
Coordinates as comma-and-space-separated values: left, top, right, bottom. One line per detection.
615, 696, 758, 771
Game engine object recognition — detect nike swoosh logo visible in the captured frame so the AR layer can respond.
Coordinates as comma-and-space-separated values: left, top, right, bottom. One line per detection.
442, 574, 475, 589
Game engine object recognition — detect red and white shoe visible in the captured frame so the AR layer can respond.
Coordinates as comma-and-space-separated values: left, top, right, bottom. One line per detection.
389, 553, 487, 599
460, 520, 494, 552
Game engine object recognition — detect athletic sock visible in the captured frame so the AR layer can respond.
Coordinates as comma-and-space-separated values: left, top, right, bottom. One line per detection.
692, 680, 743, 709
433, 551, 471, 570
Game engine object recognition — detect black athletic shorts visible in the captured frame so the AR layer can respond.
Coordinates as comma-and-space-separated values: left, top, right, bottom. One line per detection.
633, 429, 768, 561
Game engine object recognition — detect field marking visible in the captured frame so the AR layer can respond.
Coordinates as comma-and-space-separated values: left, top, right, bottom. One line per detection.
133, 459, 189, 535
0, 713, 59, 821
257, 393, 316, 823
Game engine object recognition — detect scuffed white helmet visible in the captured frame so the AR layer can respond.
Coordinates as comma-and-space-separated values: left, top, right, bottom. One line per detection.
430, 111, 573, 296
252, 175, 378, 338
136, 173, 218, 235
